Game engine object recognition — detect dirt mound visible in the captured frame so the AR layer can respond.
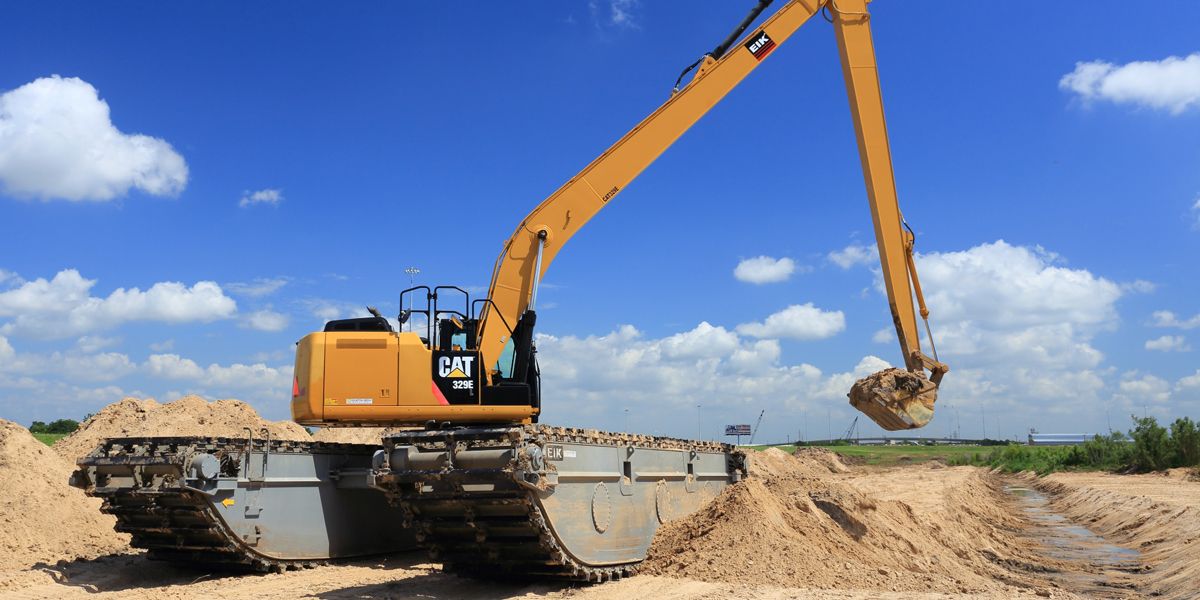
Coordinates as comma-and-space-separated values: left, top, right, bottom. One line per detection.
793, 446, 852, 473
643, 448, 1046, 594
1163, 467, 1200, 482
1035, 475, 1200, 600
55, 396, 310, 462
0, 420, 128, 570
312, 427, 408, 444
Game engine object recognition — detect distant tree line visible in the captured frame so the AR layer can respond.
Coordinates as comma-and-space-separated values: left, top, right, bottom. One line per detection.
951, 416, 1200, 474
28, 419, 80, 434
1125, 415, 1200, 471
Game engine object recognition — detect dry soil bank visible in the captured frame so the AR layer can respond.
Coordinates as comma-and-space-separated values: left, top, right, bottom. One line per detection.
642, 450, 1061, 595
54, 395, 310, 463
311, 426, 407, 444
1030, 471, 1200, 600
0, 420, 128, 571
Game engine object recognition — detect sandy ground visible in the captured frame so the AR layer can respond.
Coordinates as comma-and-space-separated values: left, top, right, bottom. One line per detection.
0, 452, 1082, 599
4, 397, 1197, 600
0, 554, 1058, 600
1030, 470, 1200, 600
1040, 469, 1200, 507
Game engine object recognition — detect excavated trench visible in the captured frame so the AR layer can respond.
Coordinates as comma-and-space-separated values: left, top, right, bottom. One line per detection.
1004, 482, 1144, 598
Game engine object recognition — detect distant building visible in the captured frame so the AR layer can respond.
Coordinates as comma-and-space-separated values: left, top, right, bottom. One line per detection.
1027, 433, 1091, 446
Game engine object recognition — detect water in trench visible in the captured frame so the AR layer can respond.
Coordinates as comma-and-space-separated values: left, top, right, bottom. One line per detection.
1004, 483, 1144, 598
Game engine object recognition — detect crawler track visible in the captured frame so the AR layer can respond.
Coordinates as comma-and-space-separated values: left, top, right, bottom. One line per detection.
374, 425, 745, 581
72, 427, 743, 580
73, 437, 412, 572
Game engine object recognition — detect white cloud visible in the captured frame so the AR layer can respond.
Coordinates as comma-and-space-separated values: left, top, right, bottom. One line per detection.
149, 339, 174, 352
1145, 335, 1191, 352
894, 241, 1124, 421
239, 188, 282, 208
589, 0, 640, 29
1059, 53, 1200, 114
76, 335, 120, 353
0, 343, 292, 424
0, 379, 128, 422
1121, 279, 1156, 294
1151, 310, 1200, 330
1193, 197, 1200, 229
0, 269, 236, 339
736, 303, 846, 340
145, 353, 292, 392
733, 256, 796, 284
226, 277, 288, 297
828, 244, 876, 269
302, 299, 373, 326
312, 303, 342, 322
0, 75, 187, 201
1178, 370, 1200, 393
534, 322, 889, 435
0, 336, 136, 383
242, 309, 289, 332
1114, 372, 1172, 407
871, 327, 894, 344
919, 241, 1120, 331
144, 353, 205, 379
657, 321, 741, 359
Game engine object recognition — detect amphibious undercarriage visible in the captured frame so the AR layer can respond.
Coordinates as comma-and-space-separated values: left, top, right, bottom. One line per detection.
71, 425, 746, 580
70, 434, 417, 571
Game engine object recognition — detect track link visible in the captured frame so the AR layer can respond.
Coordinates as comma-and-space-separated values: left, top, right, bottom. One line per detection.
374, 424, 745, 581
73, 436, 390, 572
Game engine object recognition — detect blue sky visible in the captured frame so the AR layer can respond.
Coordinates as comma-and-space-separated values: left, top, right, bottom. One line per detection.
1, 1, 1198, 443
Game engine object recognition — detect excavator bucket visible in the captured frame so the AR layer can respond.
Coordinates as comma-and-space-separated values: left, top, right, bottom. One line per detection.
848, 368, 937, 431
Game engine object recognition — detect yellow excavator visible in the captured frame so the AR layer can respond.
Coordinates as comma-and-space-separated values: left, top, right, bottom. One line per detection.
73, 0, 949, 581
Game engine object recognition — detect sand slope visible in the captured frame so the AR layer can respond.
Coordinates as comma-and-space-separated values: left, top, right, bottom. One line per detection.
1034, 472, 1200, 600
643, 449, 1049, 595
0, 420, 128, 570
312, 426, 408, 444
54, 396, 310, 463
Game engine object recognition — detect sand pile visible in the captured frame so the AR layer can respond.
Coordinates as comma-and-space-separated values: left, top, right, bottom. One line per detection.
0, 420, 128, 570
643, 449, 1045, 594
1164, 467, 1200, 482
1034, 475, 1200, 600
312, 427, 407, 444
55, 396, 310, 462
793, 446, 851, 473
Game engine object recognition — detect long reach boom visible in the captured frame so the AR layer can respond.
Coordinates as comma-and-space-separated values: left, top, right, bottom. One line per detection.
478, 0, 948, 430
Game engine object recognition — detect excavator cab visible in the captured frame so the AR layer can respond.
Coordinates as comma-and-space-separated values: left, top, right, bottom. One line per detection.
291, 285, 541, 426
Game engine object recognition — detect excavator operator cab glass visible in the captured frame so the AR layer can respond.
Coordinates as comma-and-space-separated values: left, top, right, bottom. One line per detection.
495, 339, 516, 379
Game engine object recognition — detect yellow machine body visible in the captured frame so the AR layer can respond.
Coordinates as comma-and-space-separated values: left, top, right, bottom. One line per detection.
292, 331, 534, 425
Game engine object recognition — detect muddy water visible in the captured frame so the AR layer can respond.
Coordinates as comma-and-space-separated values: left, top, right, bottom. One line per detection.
1005, 483, 1144, 598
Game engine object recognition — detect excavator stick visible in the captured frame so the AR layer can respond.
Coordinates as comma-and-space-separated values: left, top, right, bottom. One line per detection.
831, 0, 949, 430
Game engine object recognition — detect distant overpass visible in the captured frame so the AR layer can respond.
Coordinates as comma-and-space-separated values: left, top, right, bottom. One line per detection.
755, 437, 1000, 446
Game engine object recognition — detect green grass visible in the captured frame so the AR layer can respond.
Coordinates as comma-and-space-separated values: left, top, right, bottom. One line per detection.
946, 443, 1126, 474
32, 432, 68, 446
749, 443, 989, 467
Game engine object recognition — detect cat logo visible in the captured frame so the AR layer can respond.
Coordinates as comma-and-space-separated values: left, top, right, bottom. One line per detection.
438, 355, 475, 378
